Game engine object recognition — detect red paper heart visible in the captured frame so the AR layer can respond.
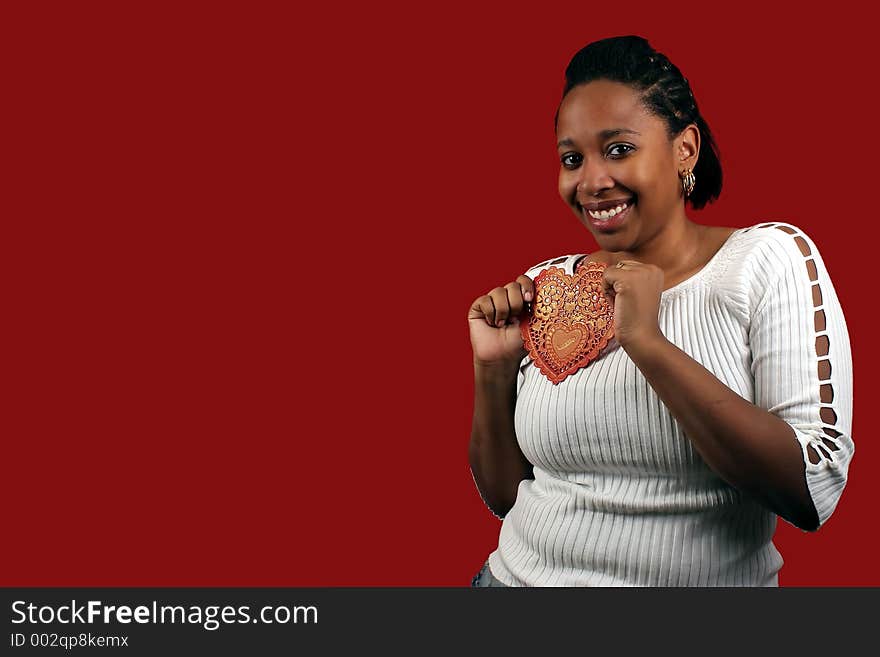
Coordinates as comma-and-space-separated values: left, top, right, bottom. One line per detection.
520, 260, 615, 384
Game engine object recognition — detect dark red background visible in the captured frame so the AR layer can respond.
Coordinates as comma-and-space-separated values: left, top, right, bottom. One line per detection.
2, 3, 876, 586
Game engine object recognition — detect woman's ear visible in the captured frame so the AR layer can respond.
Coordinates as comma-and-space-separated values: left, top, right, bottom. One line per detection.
676, 123, 700, 169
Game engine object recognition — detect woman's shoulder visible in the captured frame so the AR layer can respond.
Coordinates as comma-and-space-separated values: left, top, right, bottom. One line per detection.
713, 221, 831, 318
736, 220, 819, 248
731, 221, 826, 271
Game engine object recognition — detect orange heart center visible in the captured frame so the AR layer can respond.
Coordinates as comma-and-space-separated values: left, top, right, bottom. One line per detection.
550, 325, 585, 361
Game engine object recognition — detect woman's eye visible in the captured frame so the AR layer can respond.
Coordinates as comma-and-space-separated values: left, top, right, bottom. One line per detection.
561, 153, 582, 169
607, 143, 634, 158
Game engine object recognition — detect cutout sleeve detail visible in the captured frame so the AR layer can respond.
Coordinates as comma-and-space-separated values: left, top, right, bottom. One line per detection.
748, 223, 854, 530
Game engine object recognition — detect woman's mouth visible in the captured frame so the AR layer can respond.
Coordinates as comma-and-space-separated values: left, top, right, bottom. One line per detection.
581, 199, 633, 232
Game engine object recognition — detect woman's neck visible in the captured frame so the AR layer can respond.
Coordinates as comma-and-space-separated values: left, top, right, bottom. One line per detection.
611, 217, 708, 278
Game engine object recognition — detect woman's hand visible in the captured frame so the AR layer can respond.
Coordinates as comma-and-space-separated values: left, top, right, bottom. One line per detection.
468, 275, 535, 367
602, 260, 664, 350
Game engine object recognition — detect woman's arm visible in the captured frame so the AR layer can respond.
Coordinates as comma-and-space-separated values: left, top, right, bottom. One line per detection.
624, 334, 819, 530
469, 360, 533, 519
605, 225, 854, 532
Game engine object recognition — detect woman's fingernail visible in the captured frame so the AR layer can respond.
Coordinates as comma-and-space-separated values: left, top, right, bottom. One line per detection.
524, 291, 532, 301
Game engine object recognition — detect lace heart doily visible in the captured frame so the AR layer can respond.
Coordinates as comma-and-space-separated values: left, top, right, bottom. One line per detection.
520, 260, 615, 384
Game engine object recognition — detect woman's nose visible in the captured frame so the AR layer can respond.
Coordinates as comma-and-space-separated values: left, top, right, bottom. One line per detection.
576, 158, 614, 197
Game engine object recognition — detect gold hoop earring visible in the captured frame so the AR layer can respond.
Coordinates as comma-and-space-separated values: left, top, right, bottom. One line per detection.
680, 168, 696, 198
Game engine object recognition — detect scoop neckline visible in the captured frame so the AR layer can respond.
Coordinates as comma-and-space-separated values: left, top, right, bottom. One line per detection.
660, 227, 744, 298
572, 227, 745, 300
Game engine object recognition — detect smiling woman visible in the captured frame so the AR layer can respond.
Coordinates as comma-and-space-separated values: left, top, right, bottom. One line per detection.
466, 35, 854, 587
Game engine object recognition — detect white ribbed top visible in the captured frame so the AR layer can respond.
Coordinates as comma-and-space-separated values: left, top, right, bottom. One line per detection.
486, 222, 854, 587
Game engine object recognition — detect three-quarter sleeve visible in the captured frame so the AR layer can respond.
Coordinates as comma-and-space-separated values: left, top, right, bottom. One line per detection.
747, 223, 854, 530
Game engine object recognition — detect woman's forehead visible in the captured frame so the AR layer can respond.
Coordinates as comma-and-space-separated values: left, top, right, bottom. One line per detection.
557, 81, 656, 137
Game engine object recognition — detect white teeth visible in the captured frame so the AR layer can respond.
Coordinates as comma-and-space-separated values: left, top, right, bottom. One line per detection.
587, 202, 628, 221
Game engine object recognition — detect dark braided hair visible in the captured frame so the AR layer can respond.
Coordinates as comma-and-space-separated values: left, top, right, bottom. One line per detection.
555, 36, 722, 210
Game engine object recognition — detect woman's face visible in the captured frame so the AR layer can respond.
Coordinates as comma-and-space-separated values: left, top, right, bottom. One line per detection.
556, 79, 693, 252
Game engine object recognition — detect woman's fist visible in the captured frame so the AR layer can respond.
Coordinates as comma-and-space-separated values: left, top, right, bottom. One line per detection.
468, 275, 535, 367
602, 260, 664, 348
